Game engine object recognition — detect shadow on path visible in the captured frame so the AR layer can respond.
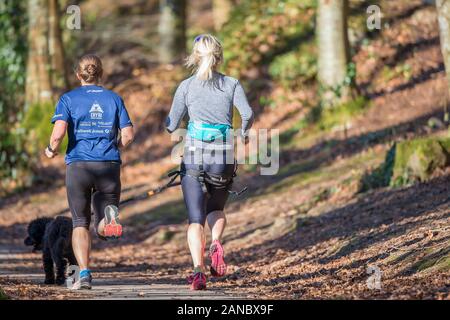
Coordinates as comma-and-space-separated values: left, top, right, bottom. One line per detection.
228, 174, 450, 268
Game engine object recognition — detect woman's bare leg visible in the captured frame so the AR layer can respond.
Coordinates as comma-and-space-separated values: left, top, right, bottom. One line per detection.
187, 223, 206, 271
207, 210, 226, 242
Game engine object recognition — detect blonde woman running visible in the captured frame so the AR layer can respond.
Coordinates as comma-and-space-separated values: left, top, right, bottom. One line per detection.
166, 34, 254, 290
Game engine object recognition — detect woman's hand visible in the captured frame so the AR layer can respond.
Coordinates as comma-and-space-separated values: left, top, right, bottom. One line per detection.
118, 126, 135, 149
46, 120, 67, 159
240, 129, 249, 145
44, 146, 57, 159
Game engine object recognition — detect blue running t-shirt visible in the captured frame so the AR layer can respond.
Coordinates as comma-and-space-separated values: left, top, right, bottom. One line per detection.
51, 85, 133, 164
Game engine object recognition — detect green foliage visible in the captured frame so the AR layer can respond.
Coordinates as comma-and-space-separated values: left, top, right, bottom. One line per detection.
438, 136, 450, 151
380, 63, 412, 82
391, 138, 448, 187
269, 42, 317, 88
360, 138, 450, 192
0, 1, 27, 103
318, 62, 358, 107
0, 1, 29, 191
278, 96, 369, 148
22, 102, 68, 154
317, 96, 368, 131
0, 125, 32, 189
219, 0, 373, 95
220, 0, 316, 79
0, 287, 9, 300
409, 248, 450, 273
359, 144, 396, 192
279, 118, 308, 146
415, 253, 450, 273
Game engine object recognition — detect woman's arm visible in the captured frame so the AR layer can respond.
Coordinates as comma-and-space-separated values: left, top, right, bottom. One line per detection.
233, 81, 254, 135
118, 126, 134, 149
45, 120, 68, 158
166, 81, 188, 133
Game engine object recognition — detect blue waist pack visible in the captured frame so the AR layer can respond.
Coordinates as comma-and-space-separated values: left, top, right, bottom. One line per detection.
187, 122, 231, 142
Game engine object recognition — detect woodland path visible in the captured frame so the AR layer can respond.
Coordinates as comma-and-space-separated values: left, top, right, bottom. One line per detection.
0, 245, 243, 300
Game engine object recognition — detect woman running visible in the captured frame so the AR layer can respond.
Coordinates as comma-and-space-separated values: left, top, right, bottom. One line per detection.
166, 34, 254, 290
44, 54, 134, 289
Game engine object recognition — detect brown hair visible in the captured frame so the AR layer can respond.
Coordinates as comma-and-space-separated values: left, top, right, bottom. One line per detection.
76, 54, 103, 84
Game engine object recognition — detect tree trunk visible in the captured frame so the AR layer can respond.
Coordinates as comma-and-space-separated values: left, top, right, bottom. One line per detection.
212, 0, 232, 31
25, 0, 53, 107
48, 0, 68, 93
158, 0, 187, 64
317, 0, 351, 107
436, 0, 450, 98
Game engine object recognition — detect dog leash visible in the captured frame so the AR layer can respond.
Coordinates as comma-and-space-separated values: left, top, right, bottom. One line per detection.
119, 170, 181, 206
120, 154, 248, 206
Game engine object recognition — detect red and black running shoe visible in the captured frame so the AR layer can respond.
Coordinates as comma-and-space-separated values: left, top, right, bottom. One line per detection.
103, 205, 122, 239
187, 271, 207, 290
209, 240, 227, 277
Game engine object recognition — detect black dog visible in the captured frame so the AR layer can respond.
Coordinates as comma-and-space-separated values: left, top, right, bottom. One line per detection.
24, 216, 77, 285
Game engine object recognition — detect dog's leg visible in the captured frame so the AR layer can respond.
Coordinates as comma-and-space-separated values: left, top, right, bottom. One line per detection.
53, 239, 67, 285
55, 258, 67, 286
68, 250, 78, 267
43, 247, 55, 284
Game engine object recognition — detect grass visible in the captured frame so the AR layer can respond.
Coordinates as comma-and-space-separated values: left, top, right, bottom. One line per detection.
390, 244, 450, 274
380, 63, 412, 83
316, 96, 369, 131
359, 144, 395, 192
278, 118, 309, 147
277, 96, 371, 150
412, 247, 450, 273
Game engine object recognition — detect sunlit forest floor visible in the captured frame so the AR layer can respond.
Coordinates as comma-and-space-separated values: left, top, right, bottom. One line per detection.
0, 0, 449, 299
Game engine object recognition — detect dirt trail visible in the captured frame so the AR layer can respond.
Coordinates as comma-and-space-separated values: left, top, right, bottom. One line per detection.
0, 245, 244, 300
1, 1, 449, 300
1, 143, 449, 299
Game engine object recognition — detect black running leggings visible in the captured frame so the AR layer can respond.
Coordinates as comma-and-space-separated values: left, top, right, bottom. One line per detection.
181, 161, 234, 226
66, 161, 121, 229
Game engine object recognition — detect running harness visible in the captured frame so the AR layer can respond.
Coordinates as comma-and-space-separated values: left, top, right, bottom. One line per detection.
182, 161, 247, 197
120, 162, 247, 206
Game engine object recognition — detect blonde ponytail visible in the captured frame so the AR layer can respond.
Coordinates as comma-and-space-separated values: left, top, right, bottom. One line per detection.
186, 34, 223, 81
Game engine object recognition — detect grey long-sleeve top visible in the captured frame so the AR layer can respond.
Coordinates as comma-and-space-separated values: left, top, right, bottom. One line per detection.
166, 72, 254, 135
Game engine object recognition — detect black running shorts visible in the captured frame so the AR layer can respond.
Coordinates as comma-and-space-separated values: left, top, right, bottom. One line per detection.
66, 161, 121, 229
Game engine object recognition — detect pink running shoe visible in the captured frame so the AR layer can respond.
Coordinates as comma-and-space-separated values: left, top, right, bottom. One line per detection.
209, 240, 227, 277
187, 271, 207, 290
